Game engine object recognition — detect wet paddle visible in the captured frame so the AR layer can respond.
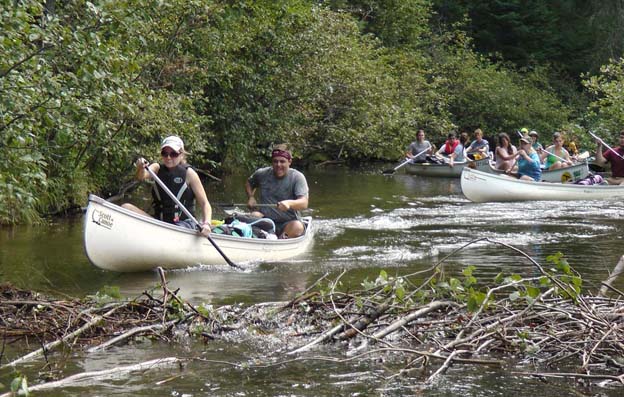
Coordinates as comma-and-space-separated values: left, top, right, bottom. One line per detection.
144, 164, 241, 270
216, 203, 277, 208
382, 145, 431, 174
588, 130, 624, 160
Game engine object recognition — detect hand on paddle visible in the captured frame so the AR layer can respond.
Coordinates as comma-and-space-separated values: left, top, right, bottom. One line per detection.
277, 200, 292, 212
199, 222, 212, 236
247, 196, 258, 210
135, 157, 149, 168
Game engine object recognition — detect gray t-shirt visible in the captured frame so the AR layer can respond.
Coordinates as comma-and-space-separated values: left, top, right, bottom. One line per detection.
248, 167, 309, 223
467, 139, 489, 154
408, 140, 431, 161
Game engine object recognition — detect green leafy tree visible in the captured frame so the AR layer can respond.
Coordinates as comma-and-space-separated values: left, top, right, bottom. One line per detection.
583, 57, 624, 139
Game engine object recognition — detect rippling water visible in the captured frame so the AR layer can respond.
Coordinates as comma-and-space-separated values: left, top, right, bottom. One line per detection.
1, 167, 623, 396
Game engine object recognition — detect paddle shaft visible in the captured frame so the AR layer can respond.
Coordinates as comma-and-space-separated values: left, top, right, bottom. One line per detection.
216, 203, 277, 208
384, 145, 432, 173
393, 158, 412, 172
144, 164, 240, 269
541, 148, 568, 163
588, 131, 624, 160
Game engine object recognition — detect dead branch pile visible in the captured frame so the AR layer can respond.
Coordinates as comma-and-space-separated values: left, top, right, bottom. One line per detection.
1, 241, 623, 392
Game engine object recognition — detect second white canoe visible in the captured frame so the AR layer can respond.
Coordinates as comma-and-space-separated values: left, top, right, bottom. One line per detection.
460, 167, 624, 203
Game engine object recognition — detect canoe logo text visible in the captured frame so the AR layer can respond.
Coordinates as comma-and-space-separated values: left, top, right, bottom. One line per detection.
92, 209, 114, 229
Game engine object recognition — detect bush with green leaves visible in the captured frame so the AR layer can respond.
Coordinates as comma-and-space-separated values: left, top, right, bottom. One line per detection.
583, 57, 624, 141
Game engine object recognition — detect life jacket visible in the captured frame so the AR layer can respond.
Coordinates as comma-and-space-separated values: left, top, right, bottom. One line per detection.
152, 164, 195, 223
444, 139, 459, 155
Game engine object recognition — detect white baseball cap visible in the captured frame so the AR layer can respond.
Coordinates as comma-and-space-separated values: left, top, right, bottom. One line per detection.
161, 136, 184, 153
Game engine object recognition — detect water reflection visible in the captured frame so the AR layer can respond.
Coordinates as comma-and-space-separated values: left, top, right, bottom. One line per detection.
1, 167, 623, 298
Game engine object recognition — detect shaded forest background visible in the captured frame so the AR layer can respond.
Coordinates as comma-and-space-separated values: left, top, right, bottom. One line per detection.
2, 0, 624, 224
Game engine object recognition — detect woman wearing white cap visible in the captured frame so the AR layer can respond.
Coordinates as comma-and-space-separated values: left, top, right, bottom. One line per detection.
122, 136, 212, 236
513, 135, 542, 181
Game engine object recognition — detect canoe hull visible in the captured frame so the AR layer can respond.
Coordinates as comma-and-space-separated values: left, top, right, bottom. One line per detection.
83, 195, 313, 272
405, 158, 490, 178
461, 167, 624, 203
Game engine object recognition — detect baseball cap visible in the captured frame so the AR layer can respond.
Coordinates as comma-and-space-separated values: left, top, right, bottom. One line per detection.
161, 136, 184, 153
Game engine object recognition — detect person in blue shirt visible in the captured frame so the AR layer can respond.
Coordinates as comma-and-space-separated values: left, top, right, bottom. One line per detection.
515, 135, 542, 181
466, 128, 490, 159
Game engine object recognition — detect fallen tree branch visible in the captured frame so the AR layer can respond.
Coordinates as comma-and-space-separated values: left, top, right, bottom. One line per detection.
1, 304, 125, 369
0, 357, 185, 397
87, 320, 177, 353
511, 371, 624, 384
599, 255, 624, 297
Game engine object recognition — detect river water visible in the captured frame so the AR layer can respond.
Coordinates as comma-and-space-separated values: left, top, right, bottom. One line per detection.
1, 166, 623, 396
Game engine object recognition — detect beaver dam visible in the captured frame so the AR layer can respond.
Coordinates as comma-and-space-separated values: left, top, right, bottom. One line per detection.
1, 239, 623, 395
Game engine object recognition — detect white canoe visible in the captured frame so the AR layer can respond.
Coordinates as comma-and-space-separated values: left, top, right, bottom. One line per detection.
405, 158, 491, 177
461, 167, 624, 203
474, 159, 590, 183
83, 194, 314, 272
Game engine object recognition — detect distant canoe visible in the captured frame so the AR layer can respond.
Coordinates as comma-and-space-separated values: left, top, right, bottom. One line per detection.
460, 167, 624, 203
84, 195, 314, 272
405, 157, 490, 178
473, 159, 590, 183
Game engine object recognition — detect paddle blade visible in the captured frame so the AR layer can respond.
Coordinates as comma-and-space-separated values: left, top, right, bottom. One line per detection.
381, 168, 396, 174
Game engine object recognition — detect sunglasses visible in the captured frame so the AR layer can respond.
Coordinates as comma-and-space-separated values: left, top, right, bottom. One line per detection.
161, 150, 180, 158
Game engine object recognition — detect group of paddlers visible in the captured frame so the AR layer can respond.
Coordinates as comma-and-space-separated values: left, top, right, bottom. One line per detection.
406, 128, 624, 184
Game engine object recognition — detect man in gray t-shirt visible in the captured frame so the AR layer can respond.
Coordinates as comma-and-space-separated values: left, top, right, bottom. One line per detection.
245, 145, 309, 238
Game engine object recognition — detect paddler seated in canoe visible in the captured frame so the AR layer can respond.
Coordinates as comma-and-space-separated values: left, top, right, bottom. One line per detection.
121, 136, 212, 236
466, 128, 490, 160
528, 130, 543, 151
594, 130, 624, 185
405, 129, 434, 163
245, 144, 309, 239
494, 132, 517, 173
512, 134, 542, 181
435, 132, 467, 167
539, 132, 573, 170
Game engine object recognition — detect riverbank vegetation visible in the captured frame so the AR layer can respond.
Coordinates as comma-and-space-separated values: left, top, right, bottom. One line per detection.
1, 242, 623, 394
2, 0, 624, 224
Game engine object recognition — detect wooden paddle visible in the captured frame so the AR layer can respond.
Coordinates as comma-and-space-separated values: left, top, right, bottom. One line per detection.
144, 164, 241, 270
382, 145, 431, 174
589, 130, 624, 160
